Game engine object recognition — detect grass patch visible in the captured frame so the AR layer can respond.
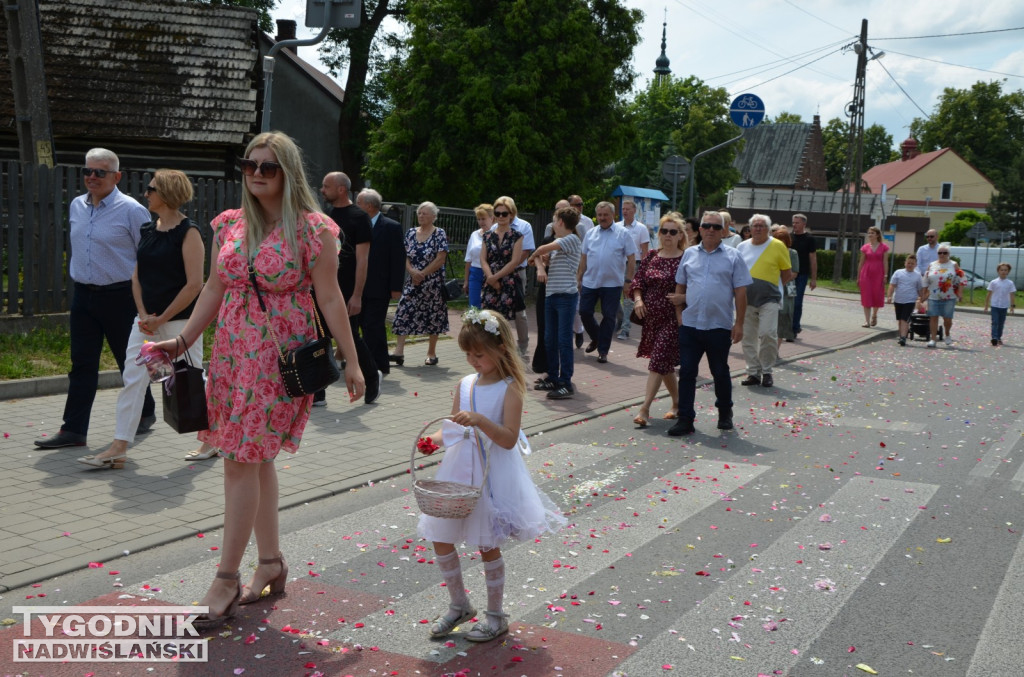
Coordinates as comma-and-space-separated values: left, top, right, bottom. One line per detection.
0, 323, 217, 381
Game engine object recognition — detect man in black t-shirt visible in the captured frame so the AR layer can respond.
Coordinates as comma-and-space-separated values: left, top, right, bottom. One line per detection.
316, 172, 381, 404
789, 213, 817, 336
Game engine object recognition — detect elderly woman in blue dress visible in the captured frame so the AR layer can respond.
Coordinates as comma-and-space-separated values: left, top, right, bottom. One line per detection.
390, 201, 450, 366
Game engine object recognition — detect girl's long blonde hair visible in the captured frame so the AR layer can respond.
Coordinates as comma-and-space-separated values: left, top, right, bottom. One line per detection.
457, 311, 526, 397
241, 131, 322, 261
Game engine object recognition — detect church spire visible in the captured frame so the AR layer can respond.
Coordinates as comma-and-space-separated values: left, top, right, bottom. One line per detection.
654, 10, 671, 84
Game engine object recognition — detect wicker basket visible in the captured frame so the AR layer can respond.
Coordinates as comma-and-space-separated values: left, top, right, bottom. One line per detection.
411, 417, 490, 519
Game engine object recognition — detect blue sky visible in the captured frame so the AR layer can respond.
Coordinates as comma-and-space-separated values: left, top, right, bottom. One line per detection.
275, 0, 1024, 147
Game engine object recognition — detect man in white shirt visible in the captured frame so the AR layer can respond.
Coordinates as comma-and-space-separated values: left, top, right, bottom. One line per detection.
616, 199, 649, 339
568, 194, 595, 238
915, 229, 939, 274
578, 201, 637, 363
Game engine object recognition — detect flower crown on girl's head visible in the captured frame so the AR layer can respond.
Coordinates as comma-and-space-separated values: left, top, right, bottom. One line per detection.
463, 307, 501, 336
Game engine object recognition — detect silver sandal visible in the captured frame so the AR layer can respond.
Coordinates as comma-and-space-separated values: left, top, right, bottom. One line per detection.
465, 610, 509, 643
429, 603, 476, 638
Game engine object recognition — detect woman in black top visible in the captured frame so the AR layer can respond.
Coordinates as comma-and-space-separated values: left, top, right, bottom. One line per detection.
78, 169, 207, 469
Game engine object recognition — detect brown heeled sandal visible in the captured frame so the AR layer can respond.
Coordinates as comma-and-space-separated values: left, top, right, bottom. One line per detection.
239, 553, 288, 605
194, 571, 242, 631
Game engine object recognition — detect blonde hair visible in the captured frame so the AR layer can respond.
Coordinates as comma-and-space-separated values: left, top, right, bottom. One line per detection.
474, 203, 494, 219
659, 212, 687, 249
241, 131, 321, 261
494, 195, 517, 218
151, 169, 193, 210
457, 312, 526, 397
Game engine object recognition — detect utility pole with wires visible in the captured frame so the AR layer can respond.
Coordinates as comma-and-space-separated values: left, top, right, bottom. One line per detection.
833, 19, 868, 284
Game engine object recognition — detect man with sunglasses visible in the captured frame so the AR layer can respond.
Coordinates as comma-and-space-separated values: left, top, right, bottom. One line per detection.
915, 229, 940, 275
35, 149, 154, 449
669, 211, 751, 436
736, 213, 794, 389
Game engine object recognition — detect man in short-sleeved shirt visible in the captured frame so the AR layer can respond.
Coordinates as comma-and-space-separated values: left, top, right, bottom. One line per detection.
736, 213, 794, 388
35, 148, 154, 449
578, 201, 637, 362
616, 199, 649, 339
319, 171, 380, 404
669, 210, 751, 436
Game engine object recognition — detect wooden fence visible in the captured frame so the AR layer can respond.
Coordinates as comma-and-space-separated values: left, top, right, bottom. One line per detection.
0, 162, 242, 316
1, 161, 544, 318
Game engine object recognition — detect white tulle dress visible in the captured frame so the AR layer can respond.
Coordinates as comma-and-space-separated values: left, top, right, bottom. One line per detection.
417, 375, 567, 550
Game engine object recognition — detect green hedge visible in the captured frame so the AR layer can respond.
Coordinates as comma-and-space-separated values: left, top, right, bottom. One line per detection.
813, 250, 914, 279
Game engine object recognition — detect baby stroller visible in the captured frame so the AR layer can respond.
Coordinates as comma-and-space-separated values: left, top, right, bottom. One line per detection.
907, 302, 942, 341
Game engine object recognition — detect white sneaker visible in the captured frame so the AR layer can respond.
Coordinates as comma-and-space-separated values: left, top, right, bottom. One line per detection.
926, 340, 936, 348
944, 336, 953, 346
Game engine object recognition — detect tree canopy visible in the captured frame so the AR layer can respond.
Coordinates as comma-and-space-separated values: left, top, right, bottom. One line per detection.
909, 80, 1024, 186
939, 209, 991, 246
821, 118, 894, 191
366, 0, 643, 210
614, 75, 738, 212
988, 150, 1024, 246
318, 1, 409, 190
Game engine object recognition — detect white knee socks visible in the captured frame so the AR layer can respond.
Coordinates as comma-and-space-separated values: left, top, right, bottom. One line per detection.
483, 557, 505, 629
437, 550, 470, 613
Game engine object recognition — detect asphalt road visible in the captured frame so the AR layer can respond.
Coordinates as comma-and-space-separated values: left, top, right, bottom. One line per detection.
2, 309, 1022, 676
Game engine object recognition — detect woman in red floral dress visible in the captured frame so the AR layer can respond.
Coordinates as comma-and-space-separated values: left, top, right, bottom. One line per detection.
630, 213, 688, 426
152, 132, 364, 630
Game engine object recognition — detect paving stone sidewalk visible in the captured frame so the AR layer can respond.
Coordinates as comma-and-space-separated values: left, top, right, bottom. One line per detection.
0, 291, 888, 591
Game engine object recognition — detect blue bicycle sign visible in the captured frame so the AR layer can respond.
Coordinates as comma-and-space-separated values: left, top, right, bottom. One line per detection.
729, 93, 765, 129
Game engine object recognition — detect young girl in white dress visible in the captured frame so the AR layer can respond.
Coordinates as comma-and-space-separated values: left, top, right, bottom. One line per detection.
417, 308, 567, 642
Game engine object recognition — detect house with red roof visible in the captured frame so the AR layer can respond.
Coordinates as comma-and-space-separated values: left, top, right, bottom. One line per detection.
861, 138, 997, 239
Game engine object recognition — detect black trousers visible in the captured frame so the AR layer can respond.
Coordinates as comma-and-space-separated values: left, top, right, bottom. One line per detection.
65, 283, 154, 436
359, 296, 391, 376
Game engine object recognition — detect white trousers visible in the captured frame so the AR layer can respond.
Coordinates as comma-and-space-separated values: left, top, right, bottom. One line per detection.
742, 302, 780, 376
115, 318, 203, 442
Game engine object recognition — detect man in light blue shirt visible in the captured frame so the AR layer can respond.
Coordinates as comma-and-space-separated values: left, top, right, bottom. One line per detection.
669, 211, 751, 436
35, 148, 153, 449
577, 201, 637, 363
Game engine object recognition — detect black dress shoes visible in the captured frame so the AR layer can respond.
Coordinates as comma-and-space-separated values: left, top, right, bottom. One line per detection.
364, 370, 382, 404
740, 375, 761, 386
760, 374, 774, 388
34, 429, 87, 449
575, 332, 584, 349
717, 408, 734, 430
389, 353, 405, 366
584, 341, 598, 353
136, 415, 157, 435
667, 419, 696, 437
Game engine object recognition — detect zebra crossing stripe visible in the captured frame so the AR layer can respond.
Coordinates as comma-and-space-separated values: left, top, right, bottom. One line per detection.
966, 525, 1024, 676
970, 411, 1024, 481
347, 456, 771, 661
613, 475, 939, 677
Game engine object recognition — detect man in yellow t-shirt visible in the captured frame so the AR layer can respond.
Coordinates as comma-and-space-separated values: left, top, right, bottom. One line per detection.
735, 214, 794, 388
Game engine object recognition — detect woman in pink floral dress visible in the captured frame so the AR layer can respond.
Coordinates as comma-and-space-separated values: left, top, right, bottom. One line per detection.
152, 132, 365, 630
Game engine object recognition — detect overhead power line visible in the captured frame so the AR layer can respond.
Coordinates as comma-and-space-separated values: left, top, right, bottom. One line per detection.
873, 26, 1024, 40
872, 58, 932, 119
879, 49, 1024, 80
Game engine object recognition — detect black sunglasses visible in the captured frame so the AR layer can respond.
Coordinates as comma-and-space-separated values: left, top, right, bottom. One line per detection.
82, 167, 112, 178
494, 210, 510, 217
238, 159, 281, 178
700, 222, 724, 230
938, 251, 950, 255
660, 229, 680, 236
144, 185, 158, 194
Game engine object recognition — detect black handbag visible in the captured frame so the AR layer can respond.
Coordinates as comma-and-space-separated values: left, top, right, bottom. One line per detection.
250, 264, 340, 399
162, 353, 209, 434
442, 256, 463, 302
512, 273, 526, 312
